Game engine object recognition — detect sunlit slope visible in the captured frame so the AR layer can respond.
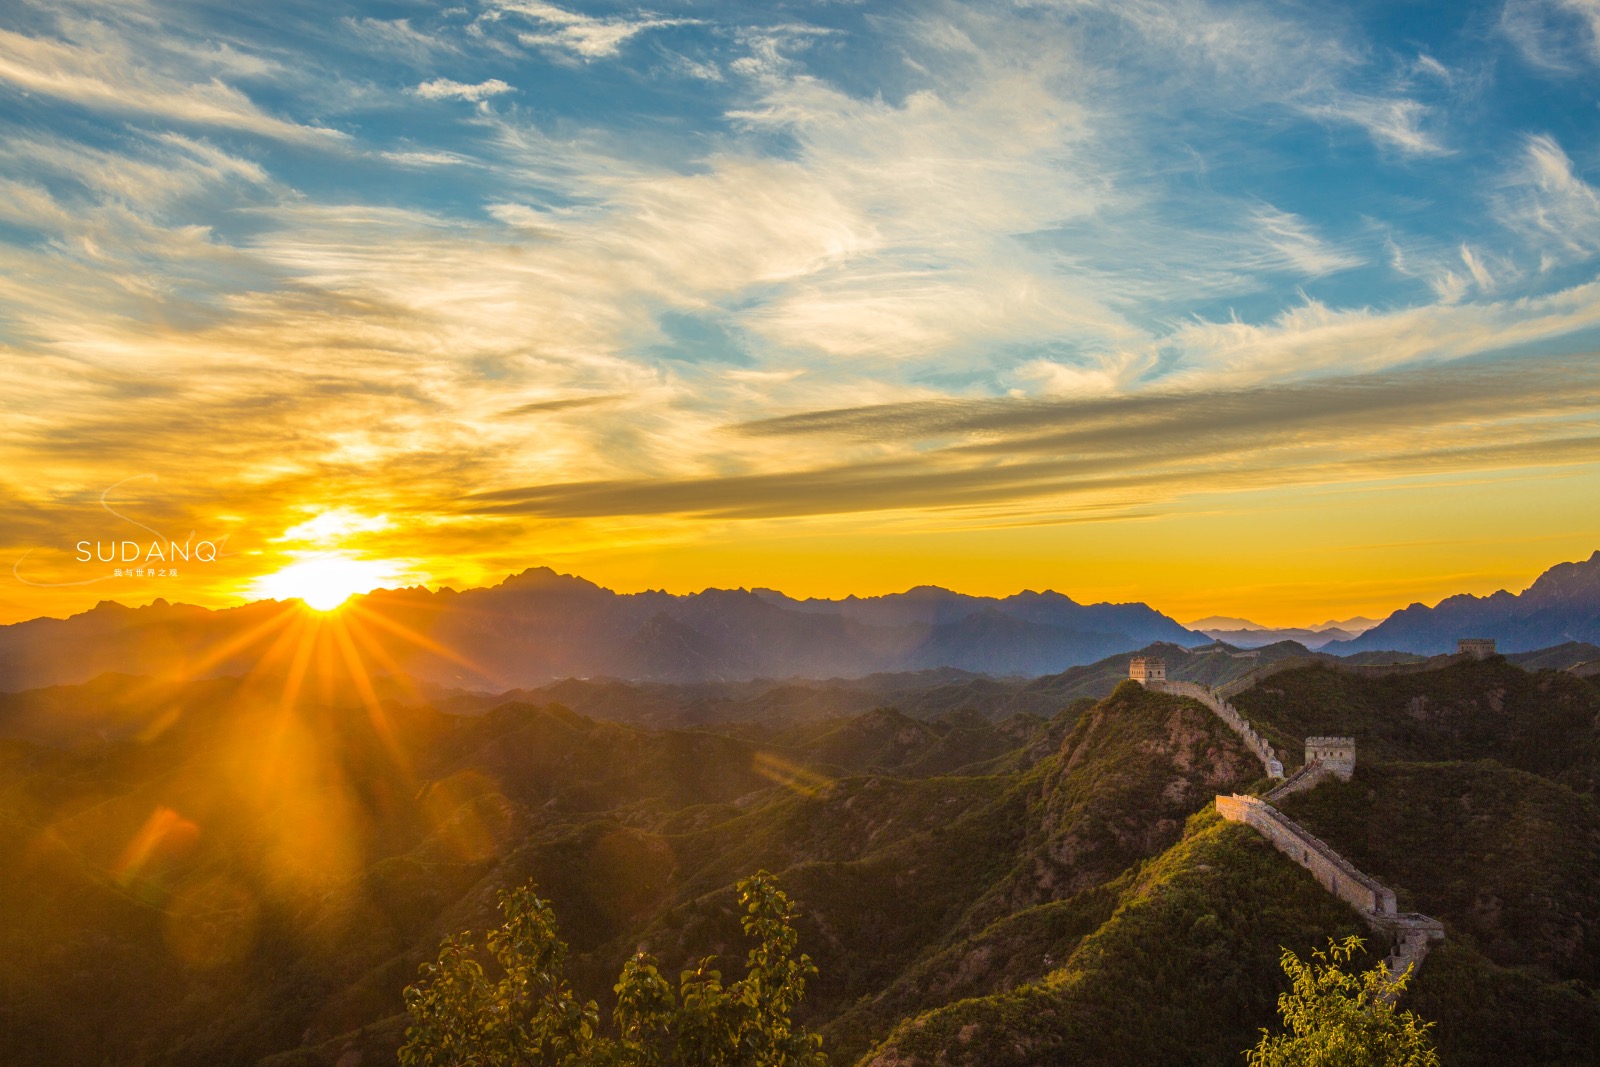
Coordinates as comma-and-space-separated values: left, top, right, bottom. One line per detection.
860, 797, 1600, 1067
857, 659, 1600, 1067
859, 811, 1370, 1067
614, 680, 1262, 1063
0, 682, 793, 1066
1279, 761, 1600, 983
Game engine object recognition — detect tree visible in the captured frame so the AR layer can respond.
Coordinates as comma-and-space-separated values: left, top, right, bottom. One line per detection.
399, 871, 827, 1067
1245, 935, 1440, 1067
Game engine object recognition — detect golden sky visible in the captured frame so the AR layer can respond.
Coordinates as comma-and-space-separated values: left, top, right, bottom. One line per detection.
3, 0, 1600, 628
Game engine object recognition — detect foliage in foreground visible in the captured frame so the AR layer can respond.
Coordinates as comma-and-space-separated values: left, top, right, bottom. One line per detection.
1246, 936, 1439, 1067
399, 871, 827, 1067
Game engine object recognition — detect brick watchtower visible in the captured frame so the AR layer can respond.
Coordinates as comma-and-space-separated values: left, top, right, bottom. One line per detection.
1304, 737, 1356, 781
1129, 656, 1166, 683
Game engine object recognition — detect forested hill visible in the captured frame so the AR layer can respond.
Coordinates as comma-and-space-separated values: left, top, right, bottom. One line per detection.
1, 656, 1597, 1065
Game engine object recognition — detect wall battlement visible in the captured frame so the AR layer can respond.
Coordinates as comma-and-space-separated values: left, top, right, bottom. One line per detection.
1217, 793, 1445, 994
1262, 760, 1331, 803
1217, 794, 1395, 916
1159, 656, 1447, 992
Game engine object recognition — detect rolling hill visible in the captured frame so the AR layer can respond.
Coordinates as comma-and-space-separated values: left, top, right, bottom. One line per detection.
2, 649, 1598, 1065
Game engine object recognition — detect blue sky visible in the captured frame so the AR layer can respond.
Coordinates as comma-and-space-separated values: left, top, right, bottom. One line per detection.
2, 0, 1600, 623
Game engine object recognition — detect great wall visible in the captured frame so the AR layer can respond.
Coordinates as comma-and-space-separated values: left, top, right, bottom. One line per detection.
1130, 649, 1456, 990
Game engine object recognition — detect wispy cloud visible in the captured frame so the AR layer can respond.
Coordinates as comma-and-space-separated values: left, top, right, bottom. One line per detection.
458, 355, 1600, 520
1247, 206, 1364, 276
1300, 95, 1449, 157
0, 21, 343, 144
1497, 133, 1600, 262
412, 77, 514, 101
486, 0, 695, 60
1502, 0, 1600, 72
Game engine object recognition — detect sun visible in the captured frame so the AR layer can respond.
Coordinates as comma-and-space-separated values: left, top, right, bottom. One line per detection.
247, 553, 407, 612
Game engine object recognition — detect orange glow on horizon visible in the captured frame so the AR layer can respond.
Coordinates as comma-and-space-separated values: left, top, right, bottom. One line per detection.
247, 552, 415, 612
2, 467, 1598, 630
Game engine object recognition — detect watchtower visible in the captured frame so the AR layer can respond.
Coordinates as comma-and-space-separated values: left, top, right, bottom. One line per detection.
1305, 736, 1356, 780
1129, 656, 1166, 683
1458, 638, 1496, 659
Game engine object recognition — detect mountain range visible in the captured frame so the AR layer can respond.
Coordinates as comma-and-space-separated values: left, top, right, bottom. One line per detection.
1187, 615, 1381, 650
4, 550, 1600, 695
1330, 550, 1600, 655
0, 569, 1203, 692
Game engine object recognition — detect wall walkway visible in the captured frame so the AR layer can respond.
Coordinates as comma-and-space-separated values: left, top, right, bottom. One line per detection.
1149, 679, 1285, 779
1216, 793, 1444, 997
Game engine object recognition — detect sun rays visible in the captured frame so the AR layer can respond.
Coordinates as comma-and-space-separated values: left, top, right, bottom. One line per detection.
16, 589, 505, 956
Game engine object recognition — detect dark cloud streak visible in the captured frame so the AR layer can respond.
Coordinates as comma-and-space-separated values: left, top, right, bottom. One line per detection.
454, 355, 1600, 520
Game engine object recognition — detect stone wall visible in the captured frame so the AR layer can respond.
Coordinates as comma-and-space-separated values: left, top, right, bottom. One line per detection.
1262, 760, 1330, 803
1381, 915, 1447, 995
1150, 679, 1285, 779
1216, 794, 1396, 916
1219, 794, 1446, 993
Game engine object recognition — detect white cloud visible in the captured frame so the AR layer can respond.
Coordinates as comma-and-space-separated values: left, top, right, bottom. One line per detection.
381, 149, 479, 167
1036, 0, 1449, 157
1498, 133, 1600, 261
3, 0, 1598, 547
1502, 0, 1600, 72
487, 0, 694, 59
0, 131, 268, 216
1459, 243, 1496, 291
0, 23, 343, 144
412, 77, 513, 101
1414, 53, 1451, 82
1248, 206, 1364, 276
343, 17, 458, 63
1300, 95, 1449, 157
1140, 278, 1600, 391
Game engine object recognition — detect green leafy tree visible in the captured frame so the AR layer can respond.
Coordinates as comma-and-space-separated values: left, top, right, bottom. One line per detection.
1246, 935, 1440, 1067
400, 871, 827, 1067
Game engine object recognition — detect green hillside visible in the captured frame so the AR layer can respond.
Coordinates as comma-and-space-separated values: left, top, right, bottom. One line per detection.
1230, 657, 1600, 789
858, 811, 1370, 1067
3, 655, 1599, 1066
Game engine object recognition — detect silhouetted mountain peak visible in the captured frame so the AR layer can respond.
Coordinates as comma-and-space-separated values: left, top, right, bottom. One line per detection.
1523, 549, 1600, 605
1335, 549, 1600, 655
1005, 589, 1082, 607
496, 567, 608, 596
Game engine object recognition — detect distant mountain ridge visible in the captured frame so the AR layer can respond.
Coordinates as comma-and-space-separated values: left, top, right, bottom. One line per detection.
7, 550, 1600, 689
1330, 550, 1600, 655
1188, 615, 1380, 650
0, 569, 1204, 691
